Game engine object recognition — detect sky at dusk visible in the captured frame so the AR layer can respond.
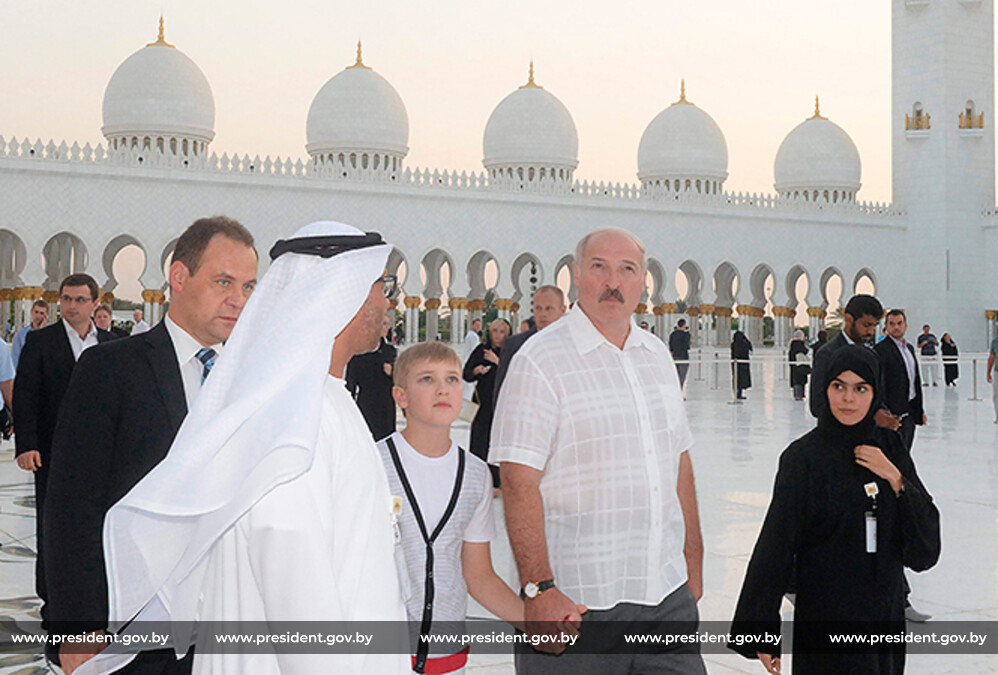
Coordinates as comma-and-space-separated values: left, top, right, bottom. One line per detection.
2, 0, 901, 202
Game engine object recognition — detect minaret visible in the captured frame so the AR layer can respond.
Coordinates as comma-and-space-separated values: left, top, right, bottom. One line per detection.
892, 0, 994, 348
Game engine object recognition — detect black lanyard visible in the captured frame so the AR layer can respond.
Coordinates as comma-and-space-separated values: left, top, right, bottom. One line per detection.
386, 438, 466, 674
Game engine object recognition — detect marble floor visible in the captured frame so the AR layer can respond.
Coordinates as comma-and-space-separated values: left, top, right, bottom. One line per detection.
1, 352, 996, 674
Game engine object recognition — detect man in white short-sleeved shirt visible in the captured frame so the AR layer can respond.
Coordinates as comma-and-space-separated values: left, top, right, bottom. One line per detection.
491, 228, 705, 675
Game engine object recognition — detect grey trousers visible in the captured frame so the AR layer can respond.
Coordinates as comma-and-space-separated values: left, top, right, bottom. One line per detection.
514, 583, 707, 675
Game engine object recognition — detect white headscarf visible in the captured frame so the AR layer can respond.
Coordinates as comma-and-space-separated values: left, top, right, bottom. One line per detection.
793, 329, 805, 341
101, 221, 390, 642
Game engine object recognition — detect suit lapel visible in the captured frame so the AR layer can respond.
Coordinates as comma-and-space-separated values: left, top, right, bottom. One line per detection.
144, 323, 188, 430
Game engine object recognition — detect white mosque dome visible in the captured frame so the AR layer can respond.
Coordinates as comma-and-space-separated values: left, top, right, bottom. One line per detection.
101, 19, 215, 149
483, 64, 579, 180
774, 98, 861, 200
306, 43, 409, 164
637, 82, 728, 192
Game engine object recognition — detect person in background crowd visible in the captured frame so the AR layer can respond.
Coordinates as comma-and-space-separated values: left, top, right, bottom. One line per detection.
940, 333, 959, 386
809, 294, 885, 421
463, 318, 511, 489
916, 324, 939, 387
11, 300, 49, 369
812, 329, 829, 352
462, 317, 482, 400
731, 330, 753, 400
874, 309, 926, 452
788, 329, 810, 401
131, 308, 150, 335
93, 305, 128, 339
669, 318, 692, 392
13, 273, 114, 639
0, 339, 15, 439
345, 313, 398, 441
493, 285, 567, 400
988, 327, 998, 424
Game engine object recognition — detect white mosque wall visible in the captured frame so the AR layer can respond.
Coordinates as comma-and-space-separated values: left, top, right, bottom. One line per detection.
0, 138, 907, 324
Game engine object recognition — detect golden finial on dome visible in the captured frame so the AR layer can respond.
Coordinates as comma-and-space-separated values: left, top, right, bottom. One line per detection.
809, 95, 827, 120
520, 60, 543, 89
675, 79, 692, 105
147, 15, 175, 48
347, 40, 372, 70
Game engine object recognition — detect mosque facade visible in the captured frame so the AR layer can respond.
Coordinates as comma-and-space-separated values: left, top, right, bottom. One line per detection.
1, 1, 996, 349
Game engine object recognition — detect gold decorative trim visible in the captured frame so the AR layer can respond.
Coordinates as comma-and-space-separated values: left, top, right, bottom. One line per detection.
674, 79, 692, 105
147, 16, 176, 48
424, 298, 442, 310
346, 40, 372, 70
403, 296, 422, 309
448, 297, 467, 310
468, 299, 487, 311
808, 95, 826, 120
806, 306, 827, 318
520, 60, 543, 89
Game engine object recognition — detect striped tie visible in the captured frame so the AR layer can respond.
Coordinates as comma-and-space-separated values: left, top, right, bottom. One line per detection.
196, 347, 217, 384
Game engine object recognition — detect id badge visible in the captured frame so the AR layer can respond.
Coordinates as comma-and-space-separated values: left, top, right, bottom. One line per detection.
865, 511, 877, 553
391, 496, 403, 545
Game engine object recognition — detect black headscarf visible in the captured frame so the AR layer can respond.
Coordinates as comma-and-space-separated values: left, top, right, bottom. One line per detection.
817, 345, 882, 447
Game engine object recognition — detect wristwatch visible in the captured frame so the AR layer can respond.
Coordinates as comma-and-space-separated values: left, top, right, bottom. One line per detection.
520, 579, 556, 599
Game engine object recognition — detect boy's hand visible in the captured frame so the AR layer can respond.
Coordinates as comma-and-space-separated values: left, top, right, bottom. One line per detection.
524, 588, 583, 654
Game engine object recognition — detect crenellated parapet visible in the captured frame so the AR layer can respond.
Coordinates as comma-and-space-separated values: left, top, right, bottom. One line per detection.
0, 135, 904, 218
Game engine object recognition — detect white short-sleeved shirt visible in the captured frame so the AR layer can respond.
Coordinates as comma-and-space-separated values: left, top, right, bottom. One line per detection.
490, 304, 694, 610
0, 341, 14, 382
388, 432, 495, 543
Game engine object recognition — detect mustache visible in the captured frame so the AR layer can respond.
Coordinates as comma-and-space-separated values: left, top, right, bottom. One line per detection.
599, 288, 625, 303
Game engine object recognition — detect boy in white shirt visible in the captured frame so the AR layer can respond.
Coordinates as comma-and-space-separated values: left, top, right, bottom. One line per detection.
377, 342, 523, 674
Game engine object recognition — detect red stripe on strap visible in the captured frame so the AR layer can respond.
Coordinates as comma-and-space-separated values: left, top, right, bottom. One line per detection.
411, 646, 470, 674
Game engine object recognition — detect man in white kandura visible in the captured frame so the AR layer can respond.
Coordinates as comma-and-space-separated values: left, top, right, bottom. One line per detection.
85, 222, 408, 674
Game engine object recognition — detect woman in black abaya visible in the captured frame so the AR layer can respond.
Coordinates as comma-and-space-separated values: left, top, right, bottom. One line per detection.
728, 346, 940, 674
731, 330, 753, 399
463, 317, 511, 488
941, 333, 959, 386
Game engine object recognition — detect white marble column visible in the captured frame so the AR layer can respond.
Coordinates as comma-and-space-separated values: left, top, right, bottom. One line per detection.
404, 296, 421, 344
687, 308, 701, 347
773, 306, 793, 347
715, 307, 733, 347
424, 298, 441, 342
449, 298, 466, 346
807, 306, 825, 341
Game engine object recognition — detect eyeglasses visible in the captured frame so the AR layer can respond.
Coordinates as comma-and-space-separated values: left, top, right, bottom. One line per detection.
60, 295, 95, 305
376, 274, 398, 298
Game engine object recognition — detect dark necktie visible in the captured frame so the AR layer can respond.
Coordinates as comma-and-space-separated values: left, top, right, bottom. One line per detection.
196, 347, 217, 384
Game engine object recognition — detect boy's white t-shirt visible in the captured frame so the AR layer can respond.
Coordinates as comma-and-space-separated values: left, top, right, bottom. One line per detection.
390, 431, 495, 543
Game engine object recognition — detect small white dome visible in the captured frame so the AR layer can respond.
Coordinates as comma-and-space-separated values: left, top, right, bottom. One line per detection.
101, 20, 215, 144
774, 100, 861, 194
306, 45, 409, 159
482, 65, 578, 172
637, 84, 728, 184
